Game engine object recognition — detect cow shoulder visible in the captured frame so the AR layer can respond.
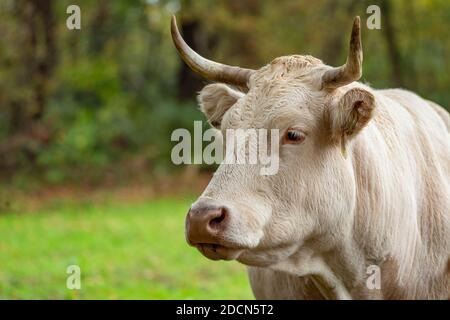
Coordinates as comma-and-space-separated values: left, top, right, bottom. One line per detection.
426, 99, 450, 132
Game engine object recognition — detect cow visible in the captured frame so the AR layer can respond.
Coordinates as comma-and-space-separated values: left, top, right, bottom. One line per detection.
171, 15, 450, 299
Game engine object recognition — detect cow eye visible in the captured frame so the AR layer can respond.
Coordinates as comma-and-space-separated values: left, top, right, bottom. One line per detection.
283, 128, 306, 144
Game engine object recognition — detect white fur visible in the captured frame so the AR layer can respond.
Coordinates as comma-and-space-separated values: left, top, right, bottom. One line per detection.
192, 55, 450, 299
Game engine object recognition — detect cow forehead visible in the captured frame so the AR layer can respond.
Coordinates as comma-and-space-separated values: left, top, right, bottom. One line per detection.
249, 54, 325, 86
222, 88, 324, 131
222, 56, 327, 130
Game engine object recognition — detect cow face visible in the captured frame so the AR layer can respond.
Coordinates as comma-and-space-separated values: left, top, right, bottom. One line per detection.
172, 16, 375, 267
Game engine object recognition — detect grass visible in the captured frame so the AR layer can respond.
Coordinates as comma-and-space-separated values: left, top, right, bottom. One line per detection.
0, 196, 254, 299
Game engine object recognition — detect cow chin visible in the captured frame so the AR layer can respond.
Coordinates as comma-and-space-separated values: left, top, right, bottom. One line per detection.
196, 244, 245, 261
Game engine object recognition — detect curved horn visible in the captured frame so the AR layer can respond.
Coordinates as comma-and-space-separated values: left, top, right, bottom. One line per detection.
322, 16, 363, 89
171, 16, 254, 88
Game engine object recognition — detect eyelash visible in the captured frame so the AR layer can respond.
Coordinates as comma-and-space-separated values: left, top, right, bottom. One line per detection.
283, 128, 306, 144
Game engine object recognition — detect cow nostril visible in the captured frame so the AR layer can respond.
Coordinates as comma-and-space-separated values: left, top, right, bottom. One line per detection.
208, 208, 227, 230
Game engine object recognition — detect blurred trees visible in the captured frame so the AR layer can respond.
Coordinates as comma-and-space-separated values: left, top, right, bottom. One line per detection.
380, 0, 405, 86
0, 0, 448, 184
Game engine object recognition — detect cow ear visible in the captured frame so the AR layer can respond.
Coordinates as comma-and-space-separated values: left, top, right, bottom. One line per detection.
330, 88, 375, 156
198, 84, 243, 128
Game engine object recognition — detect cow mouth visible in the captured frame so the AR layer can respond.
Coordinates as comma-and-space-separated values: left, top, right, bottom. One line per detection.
196, 243, 245, 261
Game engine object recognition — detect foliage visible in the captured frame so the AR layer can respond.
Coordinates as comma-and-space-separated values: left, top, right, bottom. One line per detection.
0, 0, 448, 184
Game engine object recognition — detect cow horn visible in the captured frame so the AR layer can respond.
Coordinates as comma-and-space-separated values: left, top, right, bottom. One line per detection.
322, 16, 363, 89
171, 16, 254, 88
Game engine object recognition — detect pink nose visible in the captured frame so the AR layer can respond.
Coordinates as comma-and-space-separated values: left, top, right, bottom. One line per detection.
185, 202, 229, 246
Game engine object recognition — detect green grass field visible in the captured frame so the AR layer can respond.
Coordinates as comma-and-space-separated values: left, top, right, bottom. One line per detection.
0, 196, 253, 299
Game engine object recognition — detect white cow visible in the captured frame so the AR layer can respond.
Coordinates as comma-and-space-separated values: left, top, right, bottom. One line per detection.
172, 16, 450, 299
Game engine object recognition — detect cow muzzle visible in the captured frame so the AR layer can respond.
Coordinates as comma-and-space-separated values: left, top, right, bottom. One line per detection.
185, 199, 244, 260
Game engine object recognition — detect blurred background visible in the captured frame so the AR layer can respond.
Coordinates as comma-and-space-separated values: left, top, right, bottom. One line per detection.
0, 0, 448, 299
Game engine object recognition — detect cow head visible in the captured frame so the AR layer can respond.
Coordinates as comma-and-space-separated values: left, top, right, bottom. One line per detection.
172, 16, 375, 267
